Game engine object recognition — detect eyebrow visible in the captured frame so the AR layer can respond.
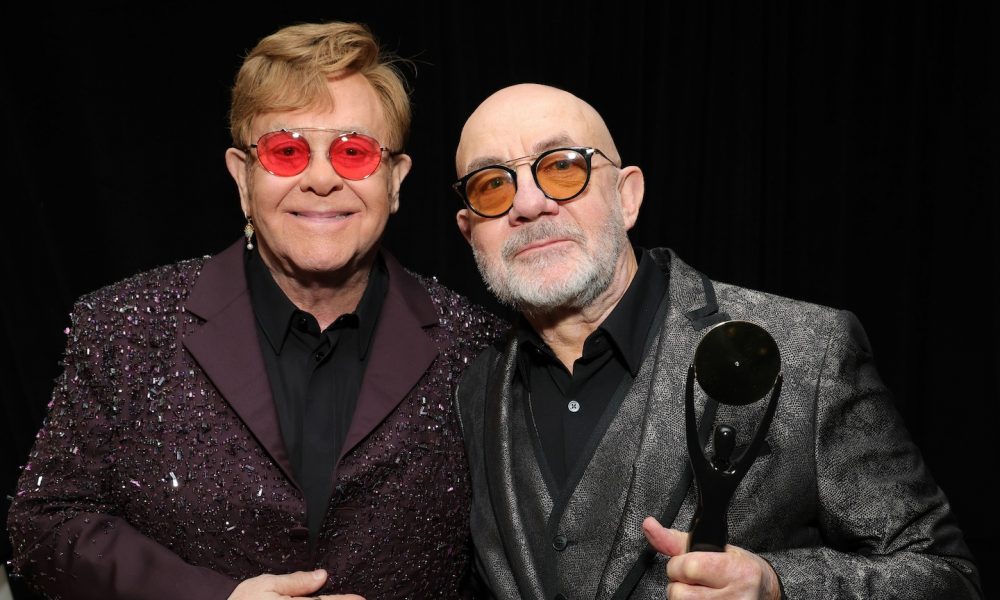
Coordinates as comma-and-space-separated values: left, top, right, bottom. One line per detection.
464, 133, 578, 173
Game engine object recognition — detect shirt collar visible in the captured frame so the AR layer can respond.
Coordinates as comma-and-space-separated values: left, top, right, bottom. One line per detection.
354, 256, 387, 360
514, 246, 668, 375
600, 246, 668, 374
245, 248, 388, 359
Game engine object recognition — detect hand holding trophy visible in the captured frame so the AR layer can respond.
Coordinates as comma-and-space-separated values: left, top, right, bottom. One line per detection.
685, 320, 782, 552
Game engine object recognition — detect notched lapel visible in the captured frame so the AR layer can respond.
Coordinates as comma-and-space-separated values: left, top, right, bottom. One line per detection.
484, 337, 547, 599
183, 242, 296, 486
600, 251, 723, 598
340, 254, 438, 459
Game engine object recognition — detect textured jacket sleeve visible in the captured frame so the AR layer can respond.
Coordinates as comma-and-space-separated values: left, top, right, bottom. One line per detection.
6, 299, 239, 600
758, 310, 981, 599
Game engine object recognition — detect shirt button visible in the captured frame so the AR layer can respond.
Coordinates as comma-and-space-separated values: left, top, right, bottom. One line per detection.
314, 352, 325, 362
552, 534, 568, 551
567, 400, 580, 413
297, 316, 310, 331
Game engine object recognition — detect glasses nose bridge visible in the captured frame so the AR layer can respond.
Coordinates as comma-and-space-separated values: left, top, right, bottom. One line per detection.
511, 152, 547, 188
505, 152, 539, 172
303, 134, 338, 161
298, 136, 345, 181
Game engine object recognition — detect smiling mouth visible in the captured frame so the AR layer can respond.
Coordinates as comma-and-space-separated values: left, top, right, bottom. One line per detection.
291, 211, 354, 220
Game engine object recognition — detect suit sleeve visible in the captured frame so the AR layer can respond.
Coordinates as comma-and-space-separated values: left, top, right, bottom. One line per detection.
6, 300, 239, 600
758, 310, 982, 599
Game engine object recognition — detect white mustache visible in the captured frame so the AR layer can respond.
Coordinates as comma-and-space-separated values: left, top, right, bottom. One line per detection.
500, 221, 586, 260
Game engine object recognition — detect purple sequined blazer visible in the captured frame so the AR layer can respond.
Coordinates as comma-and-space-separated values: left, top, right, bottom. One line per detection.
8, 240, 506, 600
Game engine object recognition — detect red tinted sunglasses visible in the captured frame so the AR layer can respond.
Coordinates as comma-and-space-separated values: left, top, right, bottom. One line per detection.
248, 128, 399, 179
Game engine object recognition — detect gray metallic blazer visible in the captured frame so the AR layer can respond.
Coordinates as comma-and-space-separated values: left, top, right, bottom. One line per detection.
455, 248, 981, 600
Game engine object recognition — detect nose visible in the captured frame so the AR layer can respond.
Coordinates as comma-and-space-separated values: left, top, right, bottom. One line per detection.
298, 153, 345, 195
507, 165, 558, 224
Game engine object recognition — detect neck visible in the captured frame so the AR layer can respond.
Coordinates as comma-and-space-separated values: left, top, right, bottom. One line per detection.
523, 247, 638, 372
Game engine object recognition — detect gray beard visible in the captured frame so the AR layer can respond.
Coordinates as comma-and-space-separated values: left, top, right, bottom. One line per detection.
471, 204, 627, 315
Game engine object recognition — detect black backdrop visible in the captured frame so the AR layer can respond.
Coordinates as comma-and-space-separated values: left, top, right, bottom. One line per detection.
2, 2, 997, 596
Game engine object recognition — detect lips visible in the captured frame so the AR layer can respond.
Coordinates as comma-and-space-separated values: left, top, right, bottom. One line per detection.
511, 238, 570, 257
290, 210, 355, 220
501, 221, 586, 260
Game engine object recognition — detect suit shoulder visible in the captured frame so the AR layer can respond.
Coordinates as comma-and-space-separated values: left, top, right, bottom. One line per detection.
408, 269, 510, 346
71, 255, 209, 321
713, 279, 849, 327
710, 278, 874, 363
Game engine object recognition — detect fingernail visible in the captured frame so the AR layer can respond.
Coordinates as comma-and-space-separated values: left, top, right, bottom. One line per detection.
313, 569, 326, 580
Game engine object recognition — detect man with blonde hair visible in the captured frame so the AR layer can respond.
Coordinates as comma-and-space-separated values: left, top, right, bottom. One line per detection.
8, 21, 503, 600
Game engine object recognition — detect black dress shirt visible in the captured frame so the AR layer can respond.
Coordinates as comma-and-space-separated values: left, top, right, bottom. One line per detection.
245, 249, 387, 540
515, 247, 668, 491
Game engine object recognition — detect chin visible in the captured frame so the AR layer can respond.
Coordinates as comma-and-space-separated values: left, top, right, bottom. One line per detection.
288, 252, 353, 275
510, 261, 572, 285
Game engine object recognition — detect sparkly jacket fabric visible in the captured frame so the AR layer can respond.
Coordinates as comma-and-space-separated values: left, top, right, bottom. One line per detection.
456, 248, 981, 600
8, 240, 506, 600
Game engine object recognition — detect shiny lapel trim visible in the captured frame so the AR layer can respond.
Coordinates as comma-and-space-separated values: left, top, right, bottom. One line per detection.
601, 250, 720, 598
339, 252, 438, 459
182, 241, 297, 486
485, 336, 547, 599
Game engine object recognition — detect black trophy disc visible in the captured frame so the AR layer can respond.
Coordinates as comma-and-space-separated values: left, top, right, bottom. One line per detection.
685, 320, 784, 552
693, 320, 781, 406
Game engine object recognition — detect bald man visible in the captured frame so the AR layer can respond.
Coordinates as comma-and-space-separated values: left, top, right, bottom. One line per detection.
451, 84, 981, 599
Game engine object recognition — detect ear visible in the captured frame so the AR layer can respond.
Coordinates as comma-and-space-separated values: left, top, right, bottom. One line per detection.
225, 147, 252, 216
616, 165, 645, 230
456, 208, 474, 245
387, 153, 413, 214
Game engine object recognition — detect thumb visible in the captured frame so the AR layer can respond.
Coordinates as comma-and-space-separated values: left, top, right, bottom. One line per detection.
268, 569, 327, 596
642, 516, 688, 557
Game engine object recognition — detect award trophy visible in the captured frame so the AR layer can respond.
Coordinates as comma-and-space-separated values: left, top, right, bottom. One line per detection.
685, 320, 782, 552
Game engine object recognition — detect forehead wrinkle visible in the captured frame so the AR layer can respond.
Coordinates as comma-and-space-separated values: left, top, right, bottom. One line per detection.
461, 133, 579, 174
530, 133, 576, 154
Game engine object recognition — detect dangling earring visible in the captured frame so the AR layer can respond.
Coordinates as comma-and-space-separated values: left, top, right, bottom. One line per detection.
244, 217, 255, 250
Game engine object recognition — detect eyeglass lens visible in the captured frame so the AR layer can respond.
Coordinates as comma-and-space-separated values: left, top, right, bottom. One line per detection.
255, 131, 383, 179
464, 149, 591, 217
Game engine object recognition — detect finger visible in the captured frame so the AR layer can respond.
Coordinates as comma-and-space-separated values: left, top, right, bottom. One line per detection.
266, 569, 327, 596
642, 516, 688, 557
667, 546, 756, 591
666, 552, 721, 589
314, 595, 366, 600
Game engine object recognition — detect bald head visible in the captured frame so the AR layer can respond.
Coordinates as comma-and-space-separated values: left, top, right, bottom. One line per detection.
453, 83, 646, 321
455, 84, 620, 177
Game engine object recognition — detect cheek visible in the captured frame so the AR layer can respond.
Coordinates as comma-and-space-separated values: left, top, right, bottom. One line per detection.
352, 182, 394, 218
470, 224, 505, 256
247, 177, 295, 212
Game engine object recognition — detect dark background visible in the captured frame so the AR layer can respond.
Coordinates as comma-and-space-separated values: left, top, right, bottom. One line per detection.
2, 2, 996, 597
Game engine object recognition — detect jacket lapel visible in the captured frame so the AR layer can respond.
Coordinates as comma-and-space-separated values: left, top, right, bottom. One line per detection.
182, 241, 297, 485
484, 336, 548, 599
339, 251, 438, 460
599, 249, 725, 598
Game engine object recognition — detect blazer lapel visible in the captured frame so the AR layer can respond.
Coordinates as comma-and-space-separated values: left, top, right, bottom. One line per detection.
339, 251, 438, 460
182, 241, 297, 485
485, 336, 548, 599
600, 249, 725, 598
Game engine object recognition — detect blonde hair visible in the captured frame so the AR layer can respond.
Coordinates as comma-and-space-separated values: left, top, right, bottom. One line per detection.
229, 21, 411, 150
